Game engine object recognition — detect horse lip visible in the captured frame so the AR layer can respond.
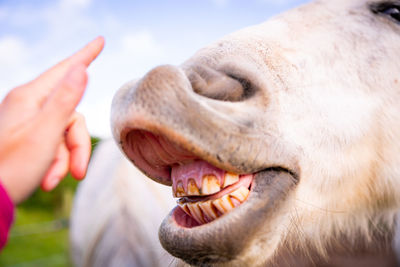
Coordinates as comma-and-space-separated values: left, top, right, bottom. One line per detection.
120, 128, 276, 186
158, 169, 298, 265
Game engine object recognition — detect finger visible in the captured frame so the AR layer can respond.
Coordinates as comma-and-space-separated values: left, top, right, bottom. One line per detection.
41, 142, 70, 191
52, 36, 105, 70
0, 85, 38, 125
24, 36, 104, 98
38, 64, 88, 133
66, 112, 91, 180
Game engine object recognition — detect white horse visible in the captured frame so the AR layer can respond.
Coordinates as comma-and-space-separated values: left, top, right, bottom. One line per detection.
72, 0, 400, 266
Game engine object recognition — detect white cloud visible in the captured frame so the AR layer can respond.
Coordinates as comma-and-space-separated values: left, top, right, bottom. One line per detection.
120, 31, 164, 61
41, 0, 97, 43
0, 36, 28, 66
59, 0, 92, 9
0, 36, 39, 96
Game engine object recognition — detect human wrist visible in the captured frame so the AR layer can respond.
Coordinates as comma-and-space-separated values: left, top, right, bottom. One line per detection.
0, 177, 15, 250
0, 175, 17, 205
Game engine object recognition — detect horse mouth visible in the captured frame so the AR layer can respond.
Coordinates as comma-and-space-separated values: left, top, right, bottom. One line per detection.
121, 129, 298, 265
123, 129, 257, 228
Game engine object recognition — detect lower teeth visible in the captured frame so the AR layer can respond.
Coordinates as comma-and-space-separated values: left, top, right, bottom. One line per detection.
178, 186, 250, 225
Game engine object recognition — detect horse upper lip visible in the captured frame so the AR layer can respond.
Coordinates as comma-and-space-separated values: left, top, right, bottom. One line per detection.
123, 129, 197, 185
123, 128, 299, 187
122, 129, 263, 185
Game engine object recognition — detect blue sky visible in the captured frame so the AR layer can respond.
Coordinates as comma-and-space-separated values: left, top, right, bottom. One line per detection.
0, 0, 309, 137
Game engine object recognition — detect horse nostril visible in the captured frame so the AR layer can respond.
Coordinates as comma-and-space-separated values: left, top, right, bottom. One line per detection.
186, 65, 252, 102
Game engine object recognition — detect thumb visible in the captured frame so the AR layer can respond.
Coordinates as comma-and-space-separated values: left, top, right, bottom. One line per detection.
40, 64, 88, 128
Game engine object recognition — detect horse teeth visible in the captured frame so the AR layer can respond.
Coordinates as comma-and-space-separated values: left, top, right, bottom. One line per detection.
223, 173, 239, 188
202, 175, 221, 195
229, 186, 250, 202
187, 202, 206, 224
199, 200, 218, 220
178, 202, 190, 215
180, 187, 250, 225
174, 181, 185, 197
212, 195, 234, 214
172, 171, 242, 197
187, 179, 200, 195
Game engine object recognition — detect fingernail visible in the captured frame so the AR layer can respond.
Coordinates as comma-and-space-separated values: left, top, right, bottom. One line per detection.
94, 36, 105, 45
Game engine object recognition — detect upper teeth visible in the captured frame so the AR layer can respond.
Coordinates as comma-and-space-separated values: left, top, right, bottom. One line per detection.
173, 172, 239, 197
187, 179, 200, 195
224, 172, 240, 187
171, 161, 253, 225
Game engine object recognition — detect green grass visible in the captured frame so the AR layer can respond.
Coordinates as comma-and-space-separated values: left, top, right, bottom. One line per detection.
0, 180, 75, 267
0, 226, 70, 267
0, 137, 100, 267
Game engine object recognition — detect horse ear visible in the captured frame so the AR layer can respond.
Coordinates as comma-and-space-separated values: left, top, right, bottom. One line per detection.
70, 139, 176, 267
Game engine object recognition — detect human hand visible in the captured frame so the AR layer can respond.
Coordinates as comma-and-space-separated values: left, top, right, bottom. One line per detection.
0, 37, 105, 204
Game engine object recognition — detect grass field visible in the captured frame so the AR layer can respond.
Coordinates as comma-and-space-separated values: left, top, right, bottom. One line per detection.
0, 176, 78, 267
0, 138, 100, 267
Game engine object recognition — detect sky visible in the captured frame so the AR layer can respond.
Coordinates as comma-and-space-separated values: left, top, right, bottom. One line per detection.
0, 0, 309, 138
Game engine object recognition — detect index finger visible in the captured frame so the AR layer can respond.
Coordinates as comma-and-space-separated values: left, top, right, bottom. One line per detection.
28, 36, 105, 96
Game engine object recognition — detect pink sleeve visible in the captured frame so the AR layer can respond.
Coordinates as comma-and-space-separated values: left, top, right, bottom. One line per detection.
0, 180, 14, 250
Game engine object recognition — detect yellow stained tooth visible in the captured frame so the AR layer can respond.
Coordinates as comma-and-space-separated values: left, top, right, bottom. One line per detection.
175, 181, 185, 197
187, 179, 200, 196
202, 175, 220, 195
230, 197, 241, 208
229, 187, 250, 203
223, 173, 239, 188
178, 202, 191, 215
199, 200, 218, 220
187, 203, 206, 224
212, 195, 234, 214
